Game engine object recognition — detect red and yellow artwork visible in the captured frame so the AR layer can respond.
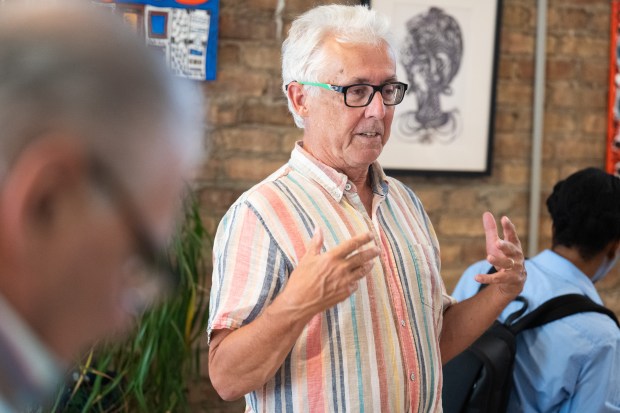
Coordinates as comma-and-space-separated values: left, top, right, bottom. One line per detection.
607, 0, 620, 176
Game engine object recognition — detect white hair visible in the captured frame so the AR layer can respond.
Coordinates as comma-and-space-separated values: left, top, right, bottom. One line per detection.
281, 4, 396, 128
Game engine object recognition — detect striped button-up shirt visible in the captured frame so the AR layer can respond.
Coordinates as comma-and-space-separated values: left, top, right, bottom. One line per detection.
208, 143, 454, 413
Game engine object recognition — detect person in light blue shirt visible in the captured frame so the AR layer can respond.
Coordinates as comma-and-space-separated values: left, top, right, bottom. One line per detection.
453, 167, 620, 413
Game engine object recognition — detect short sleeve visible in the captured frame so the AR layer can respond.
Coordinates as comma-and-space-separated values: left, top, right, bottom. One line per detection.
207, 201, 291, 344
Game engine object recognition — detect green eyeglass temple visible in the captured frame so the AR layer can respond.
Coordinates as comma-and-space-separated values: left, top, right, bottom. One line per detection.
296, 81, 339, 91
289, 80, 408, 107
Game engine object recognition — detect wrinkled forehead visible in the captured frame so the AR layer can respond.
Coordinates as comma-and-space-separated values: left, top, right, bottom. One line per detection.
315, 36, 398, 83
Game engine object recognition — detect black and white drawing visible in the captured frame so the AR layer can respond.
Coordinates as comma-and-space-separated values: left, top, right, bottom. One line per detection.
370, 0, 500, 175
398, 7, 463, 144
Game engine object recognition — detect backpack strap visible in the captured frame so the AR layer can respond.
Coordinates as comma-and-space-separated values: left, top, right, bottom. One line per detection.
477, 264, 619, 331
510, 294, 620, 334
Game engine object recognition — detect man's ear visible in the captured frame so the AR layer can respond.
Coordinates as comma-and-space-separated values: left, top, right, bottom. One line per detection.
0, 136, 89, 246
286, 82, 309, 117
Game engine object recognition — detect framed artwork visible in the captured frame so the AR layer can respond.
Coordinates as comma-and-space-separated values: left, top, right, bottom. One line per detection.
607, 0, 620, 177
368, 0, 501, 175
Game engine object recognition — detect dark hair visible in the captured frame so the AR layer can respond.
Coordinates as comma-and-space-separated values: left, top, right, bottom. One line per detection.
546, 167, 620, 260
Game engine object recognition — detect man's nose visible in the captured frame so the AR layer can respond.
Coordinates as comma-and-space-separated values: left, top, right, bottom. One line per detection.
364, 90, 386, 119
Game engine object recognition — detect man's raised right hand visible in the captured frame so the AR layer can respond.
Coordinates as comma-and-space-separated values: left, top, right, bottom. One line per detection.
278, 228, 380, 319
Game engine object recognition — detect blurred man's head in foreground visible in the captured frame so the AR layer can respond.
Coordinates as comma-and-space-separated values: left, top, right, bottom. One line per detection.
0, 0, 204, 370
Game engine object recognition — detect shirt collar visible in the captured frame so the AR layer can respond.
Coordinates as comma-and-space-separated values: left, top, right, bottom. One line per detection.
0, 294, 64, 409
289, 142, 389, 202
531, 250, 601, 303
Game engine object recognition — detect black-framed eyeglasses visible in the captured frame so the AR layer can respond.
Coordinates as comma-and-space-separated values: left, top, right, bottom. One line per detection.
89, 157, 178, 312
292, 81, 408, 107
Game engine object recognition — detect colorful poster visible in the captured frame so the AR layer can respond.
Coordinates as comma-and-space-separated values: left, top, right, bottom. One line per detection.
95, 0, 219, 81
143, 5, 212, 80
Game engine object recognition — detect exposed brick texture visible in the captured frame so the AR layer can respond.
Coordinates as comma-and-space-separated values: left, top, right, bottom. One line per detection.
192, 1, 620, 410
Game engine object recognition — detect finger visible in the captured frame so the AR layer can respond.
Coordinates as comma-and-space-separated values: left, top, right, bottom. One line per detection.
346, 246, 380, 270
475, 266, 513, 284
348, 280, 359, 294
331, 232, 375, 259
474, 271, 500, 285
500, 216, 522, 248
349, 261, 375, 281
482, 211, 500, 254
307, 227, 324, 256
344, 263, 373, 298
475, 266, 526, 285
486, 254, 517, 271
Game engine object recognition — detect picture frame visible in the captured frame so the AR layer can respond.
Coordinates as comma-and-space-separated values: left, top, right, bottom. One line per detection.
367, 0, 501, 175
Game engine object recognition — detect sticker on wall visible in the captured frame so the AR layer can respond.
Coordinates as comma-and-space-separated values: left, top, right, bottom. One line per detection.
93, 0, 219, 81
144, 6, 211, 80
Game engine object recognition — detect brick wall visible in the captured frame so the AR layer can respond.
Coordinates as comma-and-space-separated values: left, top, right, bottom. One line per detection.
191, 0, 620, 410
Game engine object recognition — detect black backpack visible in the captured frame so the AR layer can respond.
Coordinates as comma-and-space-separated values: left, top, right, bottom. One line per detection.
442, 270, 620, 413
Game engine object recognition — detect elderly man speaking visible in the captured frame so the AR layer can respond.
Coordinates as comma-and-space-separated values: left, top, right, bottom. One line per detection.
208, 5, 525, 412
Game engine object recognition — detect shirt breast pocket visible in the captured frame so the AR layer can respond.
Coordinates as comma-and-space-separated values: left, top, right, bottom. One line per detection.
408, 243, 443, 316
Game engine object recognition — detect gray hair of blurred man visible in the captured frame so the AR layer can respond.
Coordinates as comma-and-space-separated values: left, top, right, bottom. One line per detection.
281, 4, 396, 128
0, 0, 204, 194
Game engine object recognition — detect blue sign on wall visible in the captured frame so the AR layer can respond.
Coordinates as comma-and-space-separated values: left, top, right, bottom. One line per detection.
114, 0, 219, 81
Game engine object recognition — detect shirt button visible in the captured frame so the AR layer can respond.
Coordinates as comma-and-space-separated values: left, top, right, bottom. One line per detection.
410, 373, 415, 382
345, 183, 352, 191
400, 320, 406, 327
